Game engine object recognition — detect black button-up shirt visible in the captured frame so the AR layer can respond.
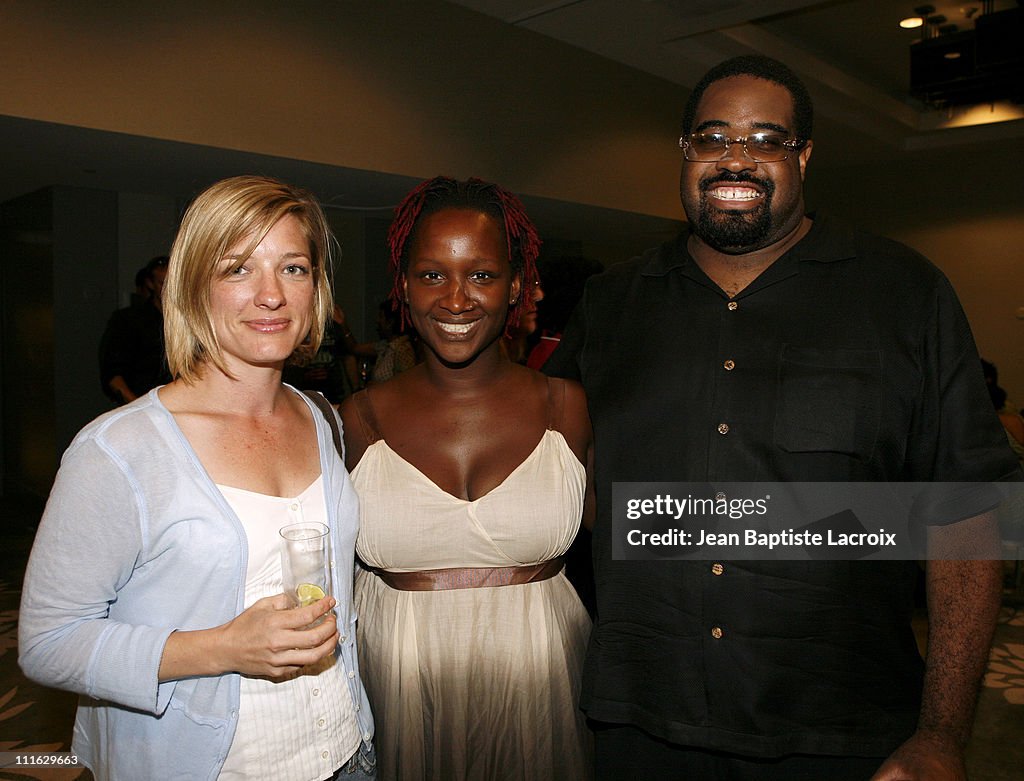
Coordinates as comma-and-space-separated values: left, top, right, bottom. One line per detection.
545, 214, 1019, 757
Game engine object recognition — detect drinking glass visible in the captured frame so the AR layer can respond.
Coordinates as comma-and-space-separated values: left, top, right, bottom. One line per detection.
279, 522, 332, 625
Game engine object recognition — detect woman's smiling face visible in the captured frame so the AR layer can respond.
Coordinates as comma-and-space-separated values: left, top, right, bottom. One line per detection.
403, 208, 521, 367
210, 214, 314, 372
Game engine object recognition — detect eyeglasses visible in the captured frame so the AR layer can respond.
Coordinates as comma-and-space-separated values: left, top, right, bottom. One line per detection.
679, 132, 807, 163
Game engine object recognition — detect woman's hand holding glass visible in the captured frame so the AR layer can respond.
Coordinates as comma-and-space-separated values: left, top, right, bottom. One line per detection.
159, 592, 338, 682
216, 592, 339, 677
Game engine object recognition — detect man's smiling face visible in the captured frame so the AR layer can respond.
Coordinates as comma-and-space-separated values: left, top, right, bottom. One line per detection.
679, 74, 812, 255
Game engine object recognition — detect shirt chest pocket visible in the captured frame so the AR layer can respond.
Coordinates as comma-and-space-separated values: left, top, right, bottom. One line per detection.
773, 346, 882, 461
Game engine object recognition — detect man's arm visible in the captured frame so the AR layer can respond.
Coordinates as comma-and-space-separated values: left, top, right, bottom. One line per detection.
107, 374, 138, 404
871, 513, 1002, 781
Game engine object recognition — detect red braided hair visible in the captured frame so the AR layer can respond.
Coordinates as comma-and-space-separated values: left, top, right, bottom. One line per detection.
386, 177, 541, 336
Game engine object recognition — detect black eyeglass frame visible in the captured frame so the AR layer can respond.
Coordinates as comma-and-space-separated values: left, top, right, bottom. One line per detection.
678, 132, 808, 163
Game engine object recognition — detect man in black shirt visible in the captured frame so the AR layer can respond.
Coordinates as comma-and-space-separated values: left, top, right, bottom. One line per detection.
546, 56, 1019, 780
99, 256, 171, 403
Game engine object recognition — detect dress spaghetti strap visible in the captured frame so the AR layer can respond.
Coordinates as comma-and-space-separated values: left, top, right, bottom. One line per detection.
351, 390, 382, 445
546, 376, 566, 431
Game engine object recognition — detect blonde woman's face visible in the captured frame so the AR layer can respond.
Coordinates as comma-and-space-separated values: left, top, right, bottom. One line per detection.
210, 214, 315, 372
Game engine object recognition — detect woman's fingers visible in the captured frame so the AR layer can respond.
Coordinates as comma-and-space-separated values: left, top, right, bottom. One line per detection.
276, 621, 341, 669
219, 593, 339, 677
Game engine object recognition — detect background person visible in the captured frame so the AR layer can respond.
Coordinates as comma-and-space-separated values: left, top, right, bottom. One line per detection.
991, 383, 1024, 456
365, 300, 418, 384
982, 359, 1024, 449
546, 56, 1020, 781
98, 255, 172, 404
502, 276, 544, 364
20, 176, 374, 780
285, 303, 362, 404
985, 363, 1024, 550
525, 254, 603, 371
133, 257, 161, 305
341, 176, 594, 780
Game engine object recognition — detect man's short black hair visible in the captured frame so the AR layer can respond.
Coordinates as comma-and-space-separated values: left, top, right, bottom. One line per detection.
680, 55, 813, 140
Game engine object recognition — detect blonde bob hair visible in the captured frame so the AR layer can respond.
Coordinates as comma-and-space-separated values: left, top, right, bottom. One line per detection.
164, 175, 335, 383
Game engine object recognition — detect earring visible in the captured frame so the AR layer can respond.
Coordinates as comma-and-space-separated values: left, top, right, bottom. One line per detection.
510, 297, 519, 305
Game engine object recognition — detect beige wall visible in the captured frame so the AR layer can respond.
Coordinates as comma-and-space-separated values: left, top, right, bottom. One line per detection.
0, 0, 685, 219
900, 215, 1024, 406
2, 0, 1020, 399
808, 151, 1024, 402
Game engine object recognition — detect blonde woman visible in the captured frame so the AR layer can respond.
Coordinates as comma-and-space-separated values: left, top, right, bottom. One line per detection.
19, 176, 374, 780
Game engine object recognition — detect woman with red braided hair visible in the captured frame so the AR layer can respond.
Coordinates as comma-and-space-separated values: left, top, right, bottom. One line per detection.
340, 177, 594, 780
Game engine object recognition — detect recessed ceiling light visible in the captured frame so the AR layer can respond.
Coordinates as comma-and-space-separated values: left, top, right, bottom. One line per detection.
901, 4, 934, 28
944, 51, 962, 59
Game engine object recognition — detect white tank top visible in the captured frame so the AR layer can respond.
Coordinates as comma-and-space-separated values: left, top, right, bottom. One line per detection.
217, 475, 359, 781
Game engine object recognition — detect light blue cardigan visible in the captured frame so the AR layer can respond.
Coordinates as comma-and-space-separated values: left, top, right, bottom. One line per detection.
19, 387, 373, 781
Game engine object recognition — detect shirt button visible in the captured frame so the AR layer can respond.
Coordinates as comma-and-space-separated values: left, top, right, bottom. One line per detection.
318, 718, 326, 728
290, 503, 299, 512
717, 423, 730, 435
711, 563, 724, 576
364, 732, 372, 741
312, 688, 320, 697
711, 626, 724, 639
723, 359, 735, 371
348, 670, 356, 679
321, 751, 330, 760
727, 301, 738, 311
339, 635, 347, 643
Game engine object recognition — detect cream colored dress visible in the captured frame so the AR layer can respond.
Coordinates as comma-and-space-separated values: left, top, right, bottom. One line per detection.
352, 388, 592, 781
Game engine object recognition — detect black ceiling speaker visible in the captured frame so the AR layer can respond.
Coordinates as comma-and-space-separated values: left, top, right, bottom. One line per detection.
910, 6, 1023, 106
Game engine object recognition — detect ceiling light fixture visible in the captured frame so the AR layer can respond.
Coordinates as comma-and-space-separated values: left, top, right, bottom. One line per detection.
900, 4, 934, 29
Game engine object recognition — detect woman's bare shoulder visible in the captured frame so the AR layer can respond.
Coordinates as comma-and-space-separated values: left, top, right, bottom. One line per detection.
340, 369, 430, 464
546, 375, 589, 421
338, 392, 371, 470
